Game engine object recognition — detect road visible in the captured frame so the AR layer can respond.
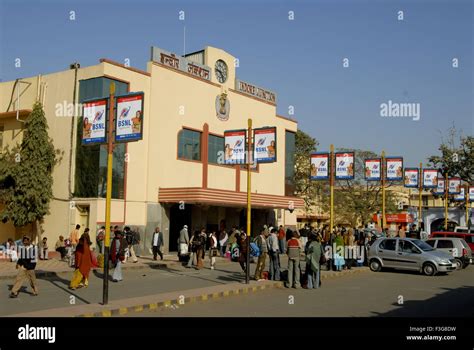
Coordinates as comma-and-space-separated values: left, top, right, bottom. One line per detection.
126, 267, 474, 317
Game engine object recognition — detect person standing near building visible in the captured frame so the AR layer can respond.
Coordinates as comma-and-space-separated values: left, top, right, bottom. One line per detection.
179, 225, 190, 257
305, 233, 323, 289
70, 224, 80, 248
96, 226, 105, 254
69, 233, 93, 289
218, 229, 228, 257
397, 225, 406, 238
55, 235, 67, 260
237, 231, 248, 273
278, 225, 286, 254
286, 231, 302, 288
39, 237, 49, 260
268, 228, 280, 281
110, 231, 127, 282
151, 227, 164, 260
254, 228, 268, 281
208, 231, 218, 270
9, 236, 38, 298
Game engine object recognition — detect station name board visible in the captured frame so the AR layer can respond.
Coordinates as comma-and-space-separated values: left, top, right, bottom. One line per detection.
235, 79, 277, 104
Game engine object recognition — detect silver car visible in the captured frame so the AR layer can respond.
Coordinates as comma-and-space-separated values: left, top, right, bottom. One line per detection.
368, 237, 456, 276
425, 237, 472, 270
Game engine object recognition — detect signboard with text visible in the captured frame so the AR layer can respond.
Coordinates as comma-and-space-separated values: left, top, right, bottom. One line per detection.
253, 127, 276, 163
335, 152, 355, 180
433, 177, 445, 195
422, 169, 438, 188
448, 178, 462, 195
404, 168, 419, 188
82, 99, 107, 145
364, 158, 381, 181
453, 187, 465, 201
115, 93, 144, 142
470, 186, 474, 202
310, 153, 330, 180
224, 130, 246, 164
386, 157, 403, 181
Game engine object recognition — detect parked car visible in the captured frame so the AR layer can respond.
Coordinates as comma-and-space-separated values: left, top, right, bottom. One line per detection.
368, 237, 456, 276
430, 231, 474, 251
425, 237, 472, 269
454, 226, 473, 233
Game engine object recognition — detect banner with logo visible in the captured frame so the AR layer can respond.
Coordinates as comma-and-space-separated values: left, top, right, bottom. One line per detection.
224, 130, 246, 164
422, 169, 438, 188
115, 92, 144, 142
310, 153, 329, 180
403, 168, 419, 188
364, 158, 381, 181
386, 157, 403, 181
335, 152, 355, 180
253, 127, 276, 163
469, 186, 474, 202
453, 187, 465, 201
448, 178, 462, 194
433, 176, 445, 195
82, 99, 107, 145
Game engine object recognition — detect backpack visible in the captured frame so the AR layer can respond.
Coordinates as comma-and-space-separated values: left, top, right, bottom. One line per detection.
250, 242, 261, 257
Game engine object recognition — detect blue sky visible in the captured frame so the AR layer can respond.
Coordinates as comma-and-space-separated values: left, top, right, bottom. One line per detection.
0, 0, 472, 166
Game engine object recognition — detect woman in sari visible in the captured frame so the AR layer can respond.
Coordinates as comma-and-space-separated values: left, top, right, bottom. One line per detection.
69, 233, 93, 289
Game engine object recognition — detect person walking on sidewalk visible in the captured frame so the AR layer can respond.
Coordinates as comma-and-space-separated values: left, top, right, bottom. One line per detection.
208, 231, 218, 270
110, 231, 127, 282
286, 231, 302, 288
10, 236, 39, 298
278, 225, 286, 254
218, 230, 228, 257
305, 233, 324, 289
124, 226, 139, 263
237, 231, 248, 273
179, 224, 190, 258
152, 227, 164, 260
69, 233, 93, 289
187, 231, 199, 268
254, 228, 268, 281
96, 226, 105, 254
268, 228, 281, 281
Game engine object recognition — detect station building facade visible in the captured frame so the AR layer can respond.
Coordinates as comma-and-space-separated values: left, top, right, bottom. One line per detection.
0, 45, 303, 252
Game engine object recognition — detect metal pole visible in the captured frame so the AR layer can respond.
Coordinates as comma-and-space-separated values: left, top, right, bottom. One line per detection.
246, 118, 252, 284
330, 144, 334, 233
419, 163, 422, 230
103, 82, 115, 305
381, 151, 386, 230
465, 184, 469, 228
444, 172, 448, 230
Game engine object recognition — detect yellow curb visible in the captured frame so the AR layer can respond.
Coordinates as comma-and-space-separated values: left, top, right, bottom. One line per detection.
102, 310, 112, 317
212, 292, 219, 299
243, 288, 249, 294
119, 307, 128, 315
252, 286, 257, 292
223, 290, 230, 297
134, 305, 144, 312
233, 289, 240, 295
163, 300, 171, 306
189, 296, 196, 303
149, 303, 157, 310
201, 294, 208, 301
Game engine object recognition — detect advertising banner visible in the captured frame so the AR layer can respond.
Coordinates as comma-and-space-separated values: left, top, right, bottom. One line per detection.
469, 186, 474, 202
82, 99, 107, 145
254, 127, 276, 163
115, 93, 144, 142
403, 168, 419, 188
422, 169, 438, 188
310, 153, 329, 180
453, 187, 465, 201
224, 130, 246, 164
386, 157, 403, 181
364, 158, 381, 181
433, 176, 445, 195
448, 178, 462, 195
335, 152, 355, 180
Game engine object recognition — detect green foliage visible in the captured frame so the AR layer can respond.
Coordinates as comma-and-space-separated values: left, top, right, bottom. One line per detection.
0, 102, 60, 228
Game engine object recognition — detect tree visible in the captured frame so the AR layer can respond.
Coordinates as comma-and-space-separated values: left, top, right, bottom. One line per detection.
0, 102, 61, 241
429, 126, 473, 183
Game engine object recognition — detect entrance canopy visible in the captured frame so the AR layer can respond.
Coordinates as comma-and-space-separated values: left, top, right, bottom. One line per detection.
159, 187, 304, 209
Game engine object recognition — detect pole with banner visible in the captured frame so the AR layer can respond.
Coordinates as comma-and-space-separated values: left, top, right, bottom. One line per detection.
381, 150, 386, 230
103, 82, 115, 305
246, 118, 252, 285
465, 184, 469, 227
444, 172, 449, 230
330, 144, 334, 233
418, 162, 422, 231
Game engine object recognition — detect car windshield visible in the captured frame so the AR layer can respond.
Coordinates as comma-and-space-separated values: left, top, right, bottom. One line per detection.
412, 239, 434, 251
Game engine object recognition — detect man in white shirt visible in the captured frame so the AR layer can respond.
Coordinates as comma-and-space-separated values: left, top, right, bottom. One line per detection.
267, 228, 281, 280
151, 227, 164, 260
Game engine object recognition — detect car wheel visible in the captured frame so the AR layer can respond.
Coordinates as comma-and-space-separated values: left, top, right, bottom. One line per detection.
369, 259, 381, 272
422, 262, 436, 276
454, 258, 463, 270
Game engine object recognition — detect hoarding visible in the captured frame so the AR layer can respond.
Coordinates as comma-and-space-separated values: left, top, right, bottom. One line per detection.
469, 186, 474, 202
386, 157, 403, 181
453, 187, 465, 201
335, 152, 355, 180
310, 153, 330, 180
433, 176, 445, 195
115, 92, 144, 142
82, 99, 107, 145
448, 178, 462, 195
253, 127, 276, 163
404, 168, 419, 188
422, 169, 438, 188
224, 130, 246, 164
364, 158, 381, 181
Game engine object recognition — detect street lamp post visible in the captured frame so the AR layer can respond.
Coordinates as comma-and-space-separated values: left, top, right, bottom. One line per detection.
245, 118, 252, 285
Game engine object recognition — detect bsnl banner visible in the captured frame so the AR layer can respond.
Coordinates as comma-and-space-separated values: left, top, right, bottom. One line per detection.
423, 169, 438, 188
224, 130, 246, 164
386, 157, 403, 181
82, 99, 107, 145
310, 153, 329, 180
254, 127, 276, 163
335, 152, 355, 180
364, 158, 381, 181
404, 168, 419, 188
115, 93, 144, 142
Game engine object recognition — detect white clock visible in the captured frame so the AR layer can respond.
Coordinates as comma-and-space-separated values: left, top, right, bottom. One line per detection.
215, 59, 228, 83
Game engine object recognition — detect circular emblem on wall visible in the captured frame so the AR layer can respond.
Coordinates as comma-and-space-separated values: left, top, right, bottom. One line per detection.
215, 92, 230, 121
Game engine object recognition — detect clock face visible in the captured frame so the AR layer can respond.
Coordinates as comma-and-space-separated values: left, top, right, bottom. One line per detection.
215, 59, 228, 83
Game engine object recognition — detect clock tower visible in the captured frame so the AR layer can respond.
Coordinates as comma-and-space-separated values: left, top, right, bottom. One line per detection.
203, 46, 236, 89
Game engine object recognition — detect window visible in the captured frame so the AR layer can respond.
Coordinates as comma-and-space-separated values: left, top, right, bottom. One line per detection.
285, 131, 295, 196
399, 241, 419, 253
178, 129, 201, 161
208, 134, 224, 164
425, 240, 435, 247
422, 195, 428, 206
379, 239, 396, 251
437, 240, 454, 249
